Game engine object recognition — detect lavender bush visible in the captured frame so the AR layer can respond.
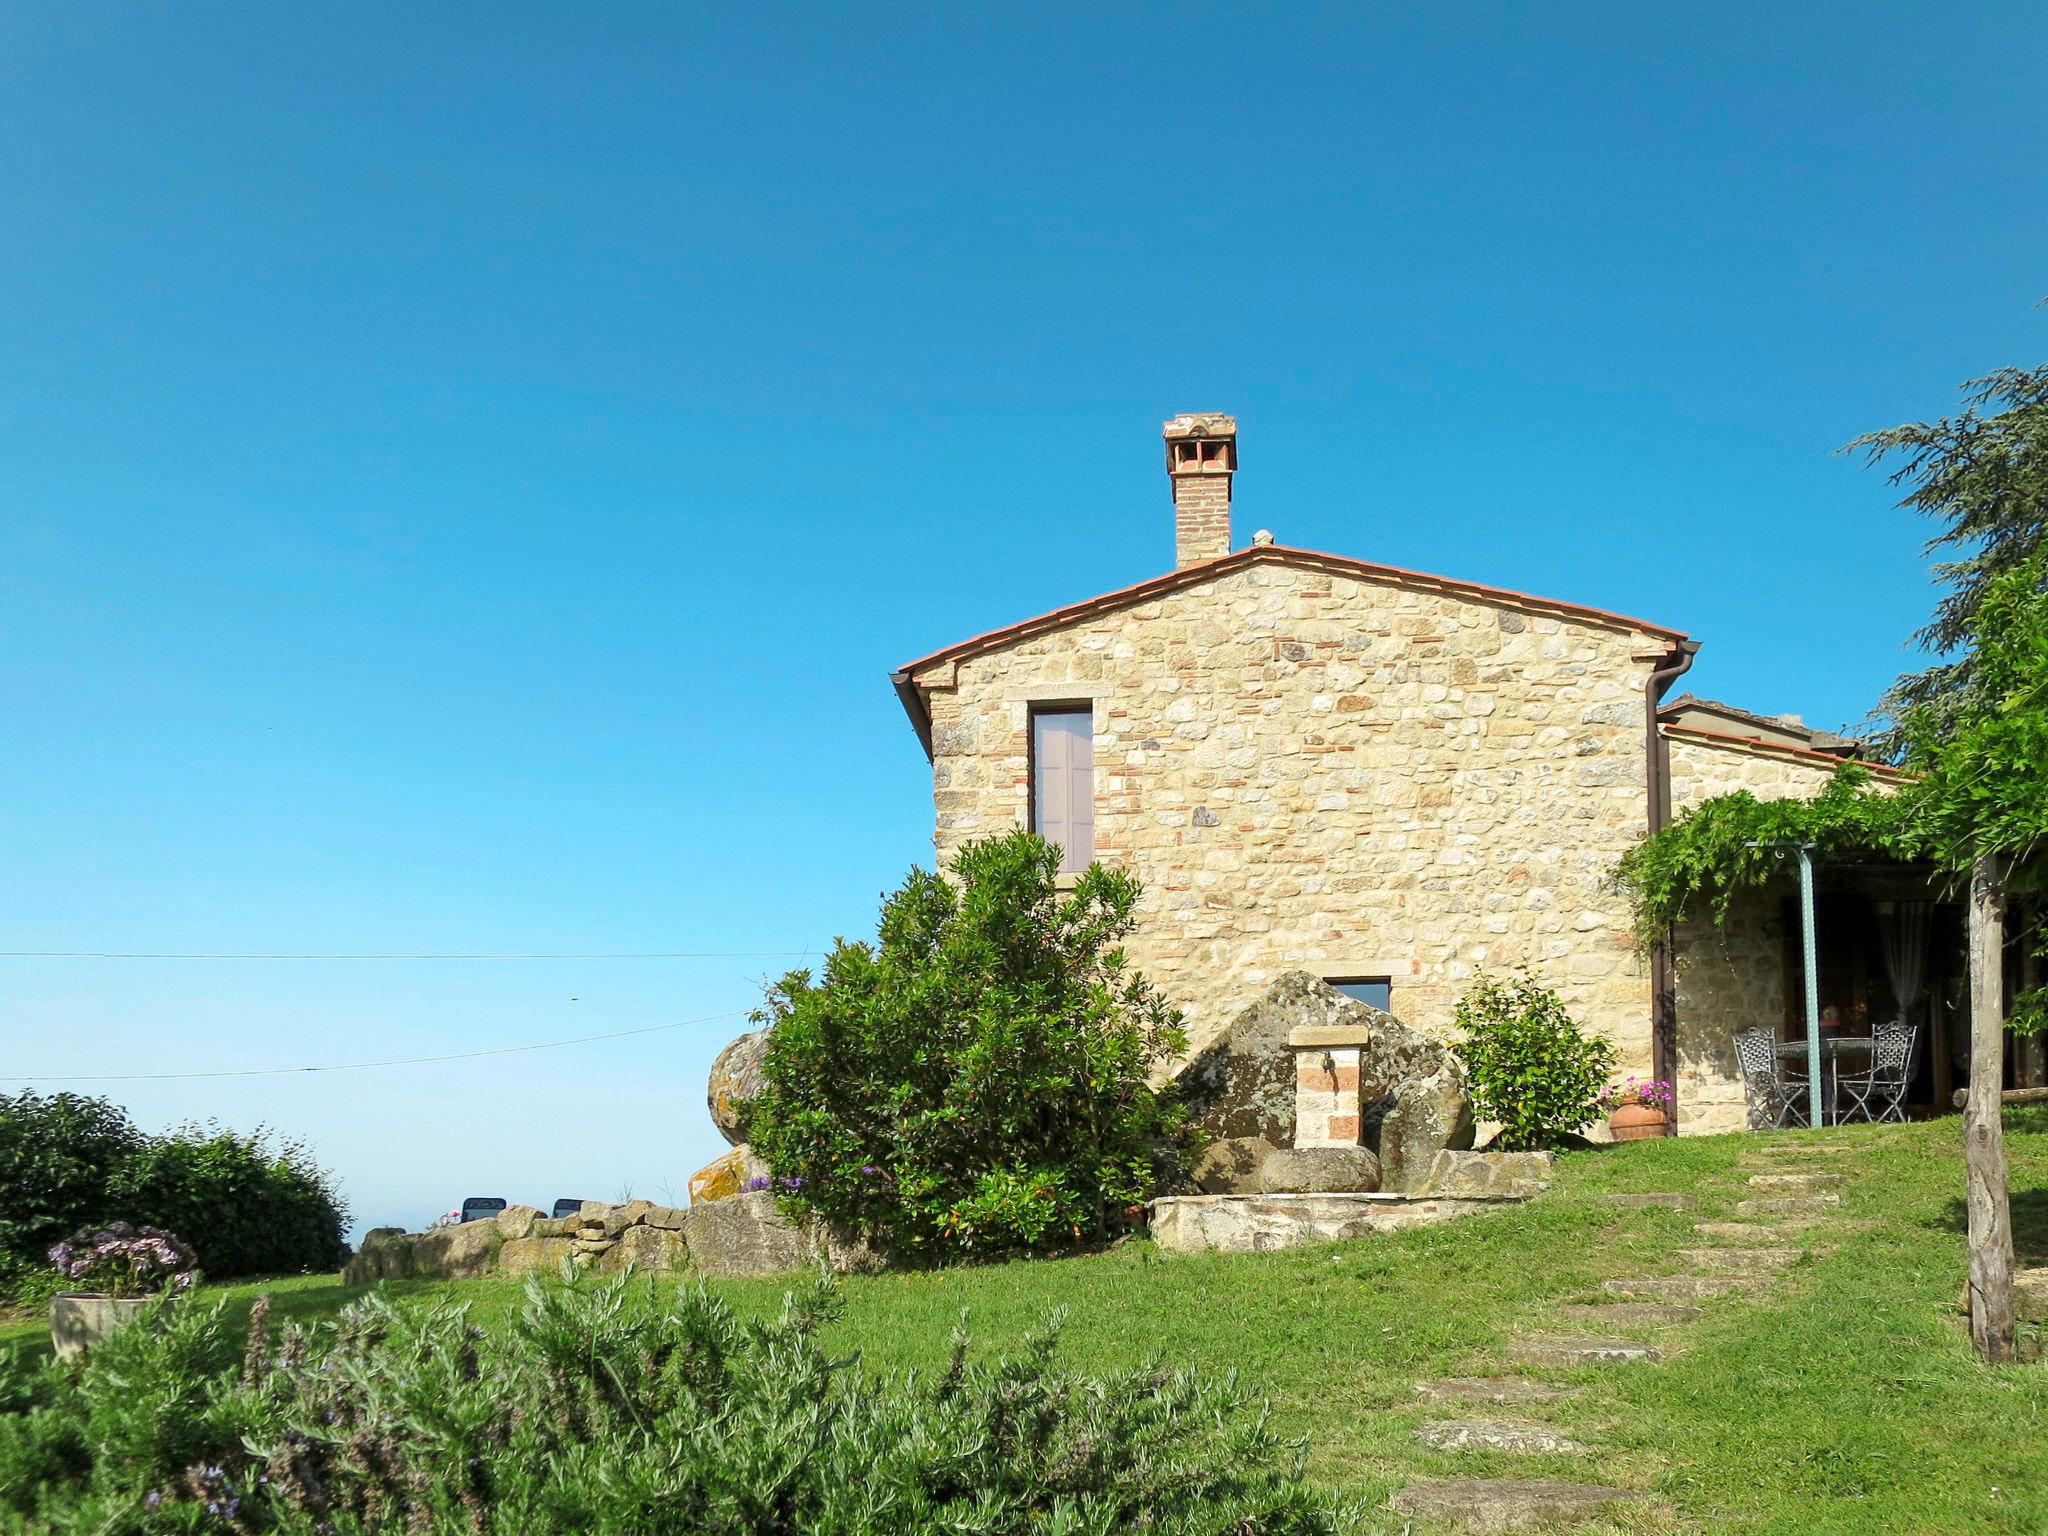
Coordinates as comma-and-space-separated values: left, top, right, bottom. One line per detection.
48, 1222, 198, 1299
0, 1269, 1355, 1534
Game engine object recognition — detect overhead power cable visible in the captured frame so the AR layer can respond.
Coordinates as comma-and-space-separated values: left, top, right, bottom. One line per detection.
0, 950, 814, 961
0, 1007, 753, 1084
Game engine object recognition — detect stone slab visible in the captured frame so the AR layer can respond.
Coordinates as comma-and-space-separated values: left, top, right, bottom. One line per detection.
1422, 1150, 1555, 1198
1413, 1377, 1566, 1406
1679, 1246, 1797, 1274
1511, 1336, 1661, 1367
1746, 1172, 1847, 1193
1695, 1221, 1808, 1244
1287, 1023, 1374, 1048
1390, 1477, 1631, 1534
1603, 1275, 1758, 1301
1552, 1302, 1702, 1329
1599, 1192, 1694, 1209
1735, 1195, 1839, 1218
1416, 1420, 1585, 1456
1146, 1191, 1522, 1254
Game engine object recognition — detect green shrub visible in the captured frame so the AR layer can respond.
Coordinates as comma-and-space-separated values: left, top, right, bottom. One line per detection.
0, 1095, 346, 1300
111, 1127, 347, 1280
0, 1094, 143, 1288
747, 830, 1192, 1259
0, 1269, 1355, 1535
1450, 970, 1617, 1149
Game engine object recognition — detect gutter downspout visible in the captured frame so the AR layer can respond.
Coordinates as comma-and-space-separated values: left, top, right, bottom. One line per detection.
1645, 639, 1701, 1117
892, 670, 935, 763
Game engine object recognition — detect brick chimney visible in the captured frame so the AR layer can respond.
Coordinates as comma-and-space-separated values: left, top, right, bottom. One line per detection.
1163, 412, 1236, 569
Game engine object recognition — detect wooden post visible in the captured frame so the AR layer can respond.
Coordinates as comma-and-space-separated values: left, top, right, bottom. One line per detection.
1965, 849, 2014, 1363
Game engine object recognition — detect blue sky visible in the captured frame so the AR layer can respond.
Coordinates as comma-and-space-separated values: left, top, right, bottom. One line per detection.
3, 4, 2043, 1238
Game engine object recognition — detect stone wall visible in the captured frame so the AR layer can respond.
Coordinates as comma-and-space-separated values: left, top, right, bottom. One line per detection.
343, 1193, 877, 1286
914, 557, 1667, 1078
1665, 731, 1847, 1135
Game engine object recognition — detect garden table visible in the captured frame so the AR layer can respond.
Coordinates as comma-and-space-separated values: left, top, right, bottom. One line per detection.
1777, 1037, 1874, 1126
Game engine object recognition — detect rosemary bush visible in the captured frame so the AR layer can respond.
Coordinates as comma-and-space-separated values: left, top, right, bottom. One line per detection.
0, 1267, 1352, 1535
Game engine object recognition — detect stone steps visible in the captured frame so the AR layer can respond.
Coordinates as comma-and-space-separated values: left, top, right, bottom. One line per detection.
1598, 1191, 1694, 1209
1744, 1140, 1851, 1157
1679, 1246, 1797, 1274
1746, 1171, 1848, 1193
1414, 1376, 1566, 1406
1552, 1301, 1702, 1329
1416, 1419, 1586, 1456
1603, 1274, 1759, 1300
1512, 1335, 1661, 1367
1694, 1220, 1808, 1244
1390, 1476, 1632, 1533
1735, 1194, 1839, 1218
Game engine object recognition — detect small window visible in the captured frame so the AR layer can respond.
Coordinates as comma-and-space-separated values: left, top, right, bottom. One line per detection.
1031, 706, 1095, 875
1328, 977, 1392, 1012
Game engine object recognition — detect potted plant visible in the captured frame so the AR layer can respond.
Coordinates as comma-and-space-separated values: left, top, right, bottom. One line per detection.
1600, 1077, 1675, 1141
47, 1222, 198, 1361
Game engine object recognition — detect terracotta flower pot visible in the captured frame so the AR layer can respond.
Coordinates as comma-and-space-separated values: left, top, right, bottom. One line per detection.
49, 1293, 158, 1361
1607, 1103, 1673, 1142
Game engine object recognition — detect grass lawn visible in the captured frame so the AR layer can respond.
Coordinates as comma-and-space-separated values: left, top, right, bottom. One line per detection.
9, 1112, 2048, 1533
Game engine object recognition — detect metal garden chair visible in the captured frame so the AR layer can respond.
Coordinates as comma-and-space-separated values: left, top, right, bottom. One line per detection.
1837, 1020, 1919, 1124
1735, 1026, 1812, 1131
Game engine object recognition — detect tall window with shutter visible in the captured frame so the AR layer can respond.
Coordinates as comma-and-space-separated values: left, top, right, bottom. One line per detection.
1030, 706, 1095, 875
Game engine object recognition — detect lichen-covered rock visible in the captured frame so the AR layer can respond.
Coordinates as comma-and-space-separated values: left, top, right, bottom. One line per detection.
683, 1190, 881, 1276
1421, 1149, 1555, 1198
1257, 1145, 1382, 1194
685, 1190, 815, 1276
1178, 973, 1473, 1185
1379, 1066, 1477, 1192
411, 1218, 501, 1280
1179, 973, 1339, 1144
707, 1028, 772, 1146
498, 1234, 576, 1276
689, 1144, 770, 1205
342, 1228, 415, 1285
494, 1203, 543, 1240
1190, 1136, 1275, 1194
641, 1203, 689, 1231
601, 1222, 691, 1273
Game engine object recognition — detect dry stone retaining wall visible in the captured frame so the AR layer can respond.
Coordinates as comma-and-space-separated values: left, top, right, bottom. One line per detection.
343, 1194, 875, 1286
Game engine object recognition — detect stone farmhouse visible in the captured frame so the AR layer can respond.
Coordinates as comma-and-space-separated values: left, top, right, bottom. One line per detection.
889, 413, 1949, 1137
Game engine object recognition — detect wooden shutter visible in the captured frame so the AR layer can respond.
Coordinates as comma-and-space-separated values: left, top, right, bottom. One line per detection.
1032, 708, 1094, 874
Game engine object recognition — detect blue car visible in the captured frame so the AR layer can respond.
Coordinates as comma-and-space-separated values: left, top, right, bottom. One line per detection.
551, 1198, 591, 1219
459, 1197, 508, 1224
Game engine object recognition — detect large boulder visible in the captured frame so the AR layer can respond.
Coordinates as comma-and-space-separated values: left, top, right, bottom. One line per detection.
1190, 1136, 1276, 1194
685, 1190, 816, 1276
494, 1204, 544, 1240
1257, 1145, 1382, 1194
498, 1234, 576, 1276
601, 1223, 692, 1273
342, 1228, 415, 1285
684, 1190, 882, 1277
411, 1218, 501, 1280
1177, 973, 1474, 1185
1379, 1066, 1478, 1193
707, 1028, 772, 1145
689, 1144, 771, 1205
1179, 974, 1331, 1144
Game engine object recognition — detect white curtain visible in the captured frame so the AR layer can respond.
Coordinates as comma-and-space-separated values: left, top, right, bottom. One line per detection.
1877, 900, 1932, 1026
